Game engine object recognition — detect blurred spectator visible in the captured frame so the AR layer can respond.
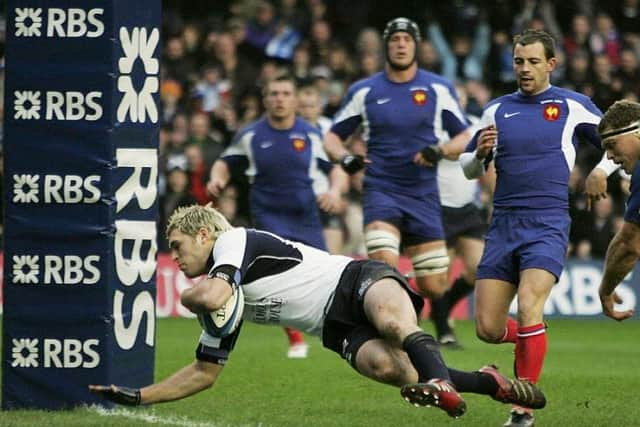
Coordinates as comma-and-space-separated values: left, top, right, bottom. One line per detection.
184, 143, 211, 206
245, 0, 279, 52
563, 14, 592, 60
192, 64, 228, 113
590, 12, 621, 67
212, 32, 258, 110
309, 19, 334, 65
187, 112, 225, 169
161, 79, 185, 125
581, 195, 618, 259
163, 35, 198, 83
158, 156, 198, 252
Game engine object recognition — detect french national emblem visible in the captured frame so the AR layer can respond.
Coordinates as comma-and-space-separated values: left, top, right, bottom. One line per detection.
292, 138, 305, 152
543, 104, 560, 121
412, 90, 427, 106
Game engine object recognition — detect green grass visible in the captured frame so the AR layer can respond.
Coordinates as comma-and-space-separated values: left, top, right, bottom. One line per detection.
1, 318, 639, 426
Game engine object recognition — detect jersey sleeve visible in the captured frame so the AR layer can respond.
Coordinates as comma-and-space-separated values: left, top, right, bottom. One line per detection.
330, 85, 370, 140
210, 228, 249, 281
625, 168, 640, 225
221, 129, 253, 171
568, 96, 603, 149
434, 82, 469, 137
309, 130, 333, 174
195, 326, 243, 365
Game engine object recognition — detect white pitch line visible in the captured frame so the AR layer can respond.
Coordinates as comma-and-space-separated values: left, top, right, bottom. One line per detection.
87, 405, 264, 427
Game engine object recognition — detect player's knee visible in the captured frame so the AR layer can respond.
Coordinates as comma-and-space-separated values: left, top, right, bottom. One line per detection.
377, 318, 410, 344
365, 351, 404, 385
411, 248, 450, 278
475, 316, 503, 343
365, 229, 400, 256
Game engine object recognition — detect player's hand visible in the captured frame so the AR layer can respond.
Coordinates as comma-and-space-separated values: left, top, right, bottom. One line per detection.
585, 168, 608, 211
340, 154, 367, 175
476, 125, 497, 160
89, 384, 142, 406
599, 291, 634, 321
206, 178, 226, 198
317, 191, 346, 214
415, 145, 443, 167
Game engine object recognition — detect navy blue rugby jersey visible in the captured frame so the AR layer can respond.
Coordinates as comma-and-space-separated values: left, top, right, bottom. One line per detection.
221, 117, 332, 212
467, 86, 602, 213
330, 70, 468, 197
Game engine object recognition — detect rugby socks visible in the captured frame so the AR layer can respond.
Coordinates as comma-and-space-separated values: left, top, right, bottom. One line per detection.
500, 317, 518, 343
284, 327, 305, 345
515, 323, 547, 383
446, 277, 474, 308
402, 331, 450, 381
447, 368, 498, 395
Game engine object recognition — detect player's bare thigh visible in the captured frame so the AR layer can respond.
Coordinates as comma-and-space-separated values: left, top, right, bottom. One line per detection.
475, 278, 517, 342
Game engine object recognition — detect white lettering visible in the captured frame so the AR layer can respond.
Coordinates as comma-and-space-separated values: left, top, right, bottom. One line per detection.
86, 9, 104, 38
43, 339, 63, 368
115, 149, 158, 212
114, 220, 157, 286
43, 175, 64, 203
114, 290, 156, 349
64, 175, 83, 203
84, 255, 101, 285
47, 8, 104, 38
44, 256, 63, 284
66, 9, 87, 38
82, 339, 100, 368
45, 92, 64, 120
47, 8, 66, 37
45, 91, 103, 121
63, 339, 83, 368
43, 338, 101, 368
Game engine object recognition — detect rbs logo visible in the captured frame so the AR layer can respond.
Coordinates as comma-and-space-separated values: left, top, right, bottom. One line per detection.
12, 174, 101, 204
11, 338, 100, 368
13, 90, 103, 121
14, 8, 104, 38
12, 254, 101, 285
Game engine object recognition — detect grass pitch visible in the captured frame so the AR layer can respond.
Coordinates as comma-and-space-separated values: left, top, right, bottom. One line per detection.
1, 317, 638, 426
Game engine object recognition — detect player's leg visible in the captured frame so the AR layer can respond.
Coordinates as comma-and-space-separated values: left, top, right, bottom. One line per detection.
355, 276, 544, 417
473, 213, 519, 344
431, 236, 485, 346
474, 278, 517, 343
515, 268, 554, 382
364, 221, 401, 267
404, 240, 450, 299
504, 214, 568, 426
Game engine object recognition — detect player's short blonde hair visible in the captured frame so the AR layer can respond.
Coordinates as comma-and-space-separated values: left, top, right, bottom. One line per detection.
166, 204, 233, 240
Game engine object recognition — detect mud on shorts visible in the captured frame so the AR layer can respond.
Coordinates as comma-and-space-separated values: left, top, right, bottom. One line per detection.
321, 260, 424, 369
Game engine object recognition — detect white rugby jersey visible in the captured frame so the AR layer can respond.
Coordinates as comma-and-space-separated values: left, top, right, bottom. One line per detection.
208, 227, 352, 336
438, 116, 481, 208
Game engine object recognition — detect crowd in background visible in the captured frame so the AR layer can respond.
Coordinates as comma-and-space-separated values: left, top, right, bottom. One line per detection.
2, 0, 640, 259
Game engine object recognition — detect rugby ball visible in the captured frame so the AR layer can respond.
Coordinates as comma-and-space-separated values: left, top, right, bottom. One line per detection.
198, 285, 244, 337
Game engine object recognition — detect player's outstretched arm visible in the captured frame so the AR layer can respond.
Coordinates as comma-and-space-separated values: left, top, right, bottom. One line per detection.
599, 221, 639, 321
90, 360, 223, 405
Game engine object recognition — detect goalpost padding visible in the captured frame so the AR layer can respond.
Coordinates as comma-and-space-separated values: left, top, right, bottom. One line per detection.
2, 0, 160, 409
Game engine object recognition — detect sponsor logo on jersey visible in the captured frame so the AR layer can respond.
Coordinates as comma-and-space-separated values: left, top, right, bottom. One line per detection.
412, 90, 427, 106
543, 104, 561, 121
